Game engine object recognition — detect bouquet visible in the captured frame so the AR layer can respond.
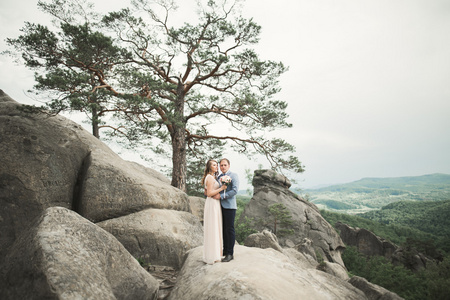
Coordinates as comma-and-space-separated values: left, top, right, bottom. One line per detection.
220, 175, 232, 198
220, 175, 232, 186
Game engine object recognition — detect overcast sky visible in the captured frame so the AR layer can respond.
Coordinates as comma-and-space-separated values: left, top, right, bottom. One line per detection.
1, 0, 449, 189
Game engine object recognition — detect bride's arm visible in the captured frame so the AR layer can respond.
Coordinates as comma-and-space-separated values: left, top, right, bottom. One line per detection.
206, 176, 226, 197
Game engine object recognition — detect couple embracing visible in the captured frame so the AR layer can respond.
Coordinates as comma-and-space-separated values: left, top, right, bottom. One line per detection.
201, 158, 239, 265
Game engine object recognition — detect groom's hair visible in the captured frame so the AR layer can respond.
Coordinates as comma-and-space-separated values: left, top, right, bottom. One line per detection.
220, 158, 230, 165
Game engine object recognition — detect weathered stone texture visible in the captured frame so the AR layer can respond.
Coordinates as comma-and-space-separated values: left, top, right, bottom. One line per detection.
244, 229, 283, 252
0, 91, 190, 261
349, 276, 404, 300
0, 207, 159, 300
168, 245, 366, 300
0, 90, 404, 299
188, 195, 205, 223
240, 169, 346, 267
336, 222, 397, 258
97, 208, 203, 269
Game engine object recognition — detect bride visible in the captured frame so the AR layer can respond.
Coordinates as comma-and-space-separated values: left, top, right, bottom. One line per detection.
201, 159, 227, 264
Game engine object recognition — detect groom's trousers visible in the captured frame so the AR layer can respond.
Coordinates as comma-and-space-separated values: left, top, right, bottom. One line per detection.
221, 207, 236, 256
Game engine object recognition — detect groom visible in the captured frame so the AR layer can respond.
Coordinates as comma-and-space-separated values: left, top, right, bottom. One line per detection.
215, 158, 239, 262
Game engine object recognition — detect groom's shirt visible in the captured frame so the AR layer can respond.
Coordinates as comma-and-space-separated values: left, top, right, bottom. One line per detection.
218, 171, 239, 209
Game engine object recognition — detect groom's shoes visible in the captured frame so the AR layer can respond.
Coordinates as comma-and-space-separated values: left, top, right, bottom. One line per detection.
222, 254, 234, 262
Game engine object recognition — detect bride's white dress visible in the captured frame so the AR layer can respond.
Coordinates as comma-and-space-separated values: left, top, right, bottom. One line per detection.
203, 174, 223, 264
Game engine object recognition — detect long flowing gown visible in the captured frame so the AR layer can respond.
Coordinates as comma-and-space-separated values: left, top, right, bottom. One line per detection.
203, 174, 223, 264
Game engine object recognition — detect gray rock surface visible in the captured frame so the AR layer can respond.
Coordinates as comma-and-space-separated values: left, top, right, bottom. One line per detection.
246, 230, 349, 281
168, 245, 367, 300
336, 222, 430, 271
0, 90, 190, 260
244, 229, 283, 252
0, 207, 159, 300
77, 149, 190, 223
188, 195, 205, 223
390, 248, 430, 272
97, 208, 203, 269
0, 90, 403, 299
0, 91, 90, 260
295, 237, 318, 261
348, 276, 404, 300
282, 247, 318, 269
240, 169, 346, 267
322, 261, 350, 281
336, 222, 397, 258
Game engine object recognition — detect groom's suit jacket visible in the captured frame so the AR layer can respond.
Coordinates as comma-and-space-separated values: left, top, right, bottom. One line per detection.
218, 171, 239, 209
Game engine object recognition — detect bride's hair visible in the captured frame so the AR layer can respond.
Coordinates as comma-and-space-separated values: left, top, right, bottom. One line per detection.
201, 159, 218, 186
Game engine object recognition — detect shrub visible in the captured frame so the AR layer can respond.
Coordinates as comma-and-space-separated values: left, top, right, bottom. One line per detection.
235, 216, 258, 244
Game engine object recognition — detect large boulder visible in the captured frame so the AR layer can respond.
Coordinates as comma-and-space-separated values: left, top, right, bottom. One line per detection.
0, 90, 190, 260
246, 231, 349, 281
168, 245, 366, 300
244, 230, 283, 252
0, 207, 159, 300
335, 222, 431, 271
295, 237, 318, 261
77, 149, 190, 223
321, 261, 350, 281
349, 276, 404, 300
0, 91, 90, 260
240, 169, 346, 267
390, 248, 430, 272
97, 208, 203, 269
335, 222, 397, 258
282, 247, 318, 270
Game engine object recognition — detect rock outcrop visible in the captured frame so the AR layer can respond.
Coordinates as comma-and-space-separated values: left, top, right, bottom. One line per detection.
168, 245, 366, 300
244, 229, 283, 252
0, 90, 203, 298
0, 90, 403, 299
349, 276, 404, 300
335, 222, 397, 258
97, 208, 203, 269
246, 231, 350, 281
336, 222, 430, 271
0, 90, 197, 266
321, 262, 350, 281
77, 150, 190, 223
0, 91, 90, 260
239, 169, 346, 267
390, 248, 431, 272
295, 237, 318, 261
0, 207, 159, 300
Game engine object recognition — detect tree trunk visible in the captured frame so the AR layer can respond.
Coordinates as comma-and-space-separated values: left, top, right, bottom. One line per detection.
171, 127, 187, 192
92, 108, 100, 139
170, 84, 187, 192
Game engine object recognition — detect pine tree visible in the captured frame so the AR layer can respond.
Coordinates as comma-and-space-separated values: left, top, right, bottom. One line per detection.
268, 203, 294, 236
5, 0, 304, 191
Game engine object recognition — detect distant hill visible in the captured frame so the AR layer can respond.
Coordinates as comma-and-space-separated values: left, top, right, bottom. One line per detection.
360, 200, 450, 240
303, 173, 450, 214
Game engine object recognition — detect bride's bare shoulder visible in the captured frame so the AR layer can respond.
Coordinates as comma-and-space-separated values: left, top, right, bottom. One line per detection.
205, 174, 216, 183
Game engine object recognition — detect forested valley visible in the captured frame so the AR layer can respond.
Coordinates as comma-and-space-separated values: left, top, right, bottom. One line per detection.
319, 190, 450, 299
236, 174, 450, 299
